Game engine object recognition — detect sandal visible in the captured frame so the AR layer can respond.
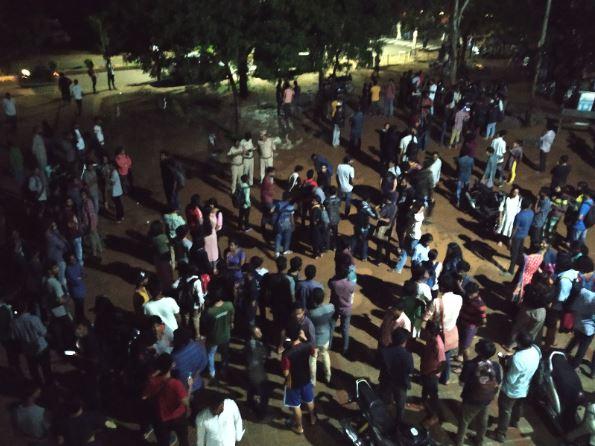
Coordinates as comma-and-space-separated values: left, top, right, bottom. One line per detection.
291, 425, 304, 435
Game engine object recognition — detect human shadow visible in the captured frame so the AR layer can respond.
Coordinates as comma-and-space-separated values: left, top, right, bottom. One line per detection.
356, 273, 403, 310
87, 260, 142, 284
131, 186, 165, 214
475, 274, 514, 315
567, 131, 595, 168
458, 233, 504, 268
103, 233, 151, 263
350, 313, 380, 341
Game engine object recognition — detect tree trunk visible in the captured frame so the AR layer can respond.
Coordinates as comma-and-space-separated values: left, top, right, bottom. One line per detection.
531, 0, 553, 101
449, 0, 472, 85
225, 63, 240, 135
459, 33, 470, 76
332, 51, 341, 76
238, 51, 249, 99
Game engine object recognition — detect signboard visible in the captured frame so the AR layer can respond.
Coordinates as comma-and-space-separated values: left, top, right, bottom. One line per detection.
577, 91, 595, 111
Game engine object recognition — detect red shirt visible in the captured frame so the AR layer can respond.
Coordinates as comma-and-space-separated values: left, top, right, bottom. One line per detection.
304, 178, 318, 188
115, 154, 132, 176
144, 376, 187, 421
185, 205, 203, 231
420, 335, 446, 377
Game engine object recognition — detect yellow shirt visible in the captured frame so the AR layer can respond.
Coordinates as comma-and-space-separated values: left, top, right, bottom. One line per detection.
370, 85, 381, 102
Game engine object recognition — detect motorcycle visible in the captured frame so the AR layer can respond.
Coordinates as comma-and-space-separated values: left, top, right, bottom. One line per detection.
531, 350, 584, 435
340, 378, 434, 446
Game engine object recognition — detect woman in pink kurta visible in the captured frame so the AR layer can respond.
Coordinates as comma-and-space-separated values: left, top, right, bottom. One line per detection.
204, 200, 223, 270
512, 242, 547, 304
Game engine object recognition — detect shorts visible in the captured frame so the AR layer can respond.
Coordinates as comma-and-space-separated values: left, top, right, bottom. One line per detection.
283, 383, 314, 407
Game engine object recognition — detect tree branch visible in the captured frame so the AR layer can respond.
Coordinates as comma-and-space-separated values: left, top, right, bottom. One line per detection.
460, 0, 472, 20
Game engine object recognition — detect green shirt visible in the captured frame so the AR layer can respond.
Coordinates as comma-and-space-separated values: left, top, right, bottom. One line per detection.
204, 301, 234, 345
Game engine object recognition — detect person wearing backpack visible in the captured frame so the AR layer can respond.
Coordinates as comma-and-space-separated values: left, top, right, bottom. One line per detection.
309, 195, 327, 259
324, 186, 342, 251
455, 339, 501, 446
353, 195, 378, 262
571, 189, 593, 244
173, 263, 205, 340
491, 332, 541, 443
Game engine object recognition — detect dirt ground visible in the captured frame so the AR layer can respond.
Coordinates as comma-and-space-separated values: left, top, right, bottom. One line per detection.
0, 58, 594, 446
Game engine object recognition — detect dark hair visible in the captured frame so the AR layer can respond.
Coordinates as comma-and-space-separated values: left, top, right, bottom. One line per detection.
515, 331, 533, 349
304, 264, 317, 280
575, 256, 594, 274
342, 155, 351, 164
147, 277, 163, 298
240, 174, 248, 183
458, 261, 471, 273
149, 315, 164, 326
475, 339, 496, 359
249, 256, 264, 269
464, 281, 480, 297
312, 287, 324, 306
294, 165, 304, 173
328, 186, 337, 195
428, 249, 438, 261
425, 320, 441, 337
149, 220, 164, 237
521, 197, 533, 210
393, 300, 405, 312
392, 327, 410, 345
173, 327, 192, 350
403, 279, 418, 296
560, 155, 569, 163
276, 256, 288, 272
306, 169, 315, 179
289, 256, 302, 271
420, 233, 433, 245
155, 353, 174, 374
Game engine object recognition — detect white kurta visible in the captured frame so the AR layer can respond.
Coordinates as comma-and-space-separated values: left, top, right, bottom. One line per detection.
195, 399, 244, 446
496, 195, 522, 238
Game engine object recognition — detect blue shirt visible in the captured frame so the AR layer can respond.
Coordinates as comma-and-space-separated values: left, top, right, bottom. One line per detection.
457, 156, 474, 183
574, 198, 593, 231
532, 197, 552, 228
572, 288, 595, 336
411, 244, 430, 267
296, 279, 323, 309
501, 345, 541, 399
314, 155, 333, 175
65, 262, 86, 300
512, 209, 534, 239
172, 341, 208, 392
308, 303, 335, 346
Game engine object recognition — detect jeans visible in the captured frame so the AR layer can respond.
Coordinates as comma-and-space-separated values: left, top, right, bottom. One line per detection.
566, 330, 594, 367
440, 349, 453, 384
328, 224, 339, 250
456, 180, 468, 205
539, 150, 548, 172
239, 206, 251, 230
332, 124, 341, 147
421, 374, 440, 417
207, 342, 229, 378
355, 229, 369, 260
440, 121, 448, 146
380, 382, 407, 424
394, 238, 418, 273
72, 237, 83, 266
508, 236, 524, 274
247, 381, 269, 418
349, 132, 362, 151
311, 225, 326, 256
274, 228, 293, 254
496, 392, 524, 438
340, 191, 352, 217
26, 348, 53, 385
335, 312, 351, 353
309, 341, 332, 385
486, 122, 496, 138
571, 227, 587, 243
384, 98, 394, 117
57, 260, 67, 287
155, 415, 189, 446
456, 402, 489, 446
166, 188, 180, 211
112, 195, 124, 220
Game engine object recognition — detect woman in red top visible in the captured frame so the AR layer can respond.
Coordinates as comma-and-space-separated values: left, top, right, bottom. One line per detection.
457, 282, 487, 362
143, 353, 190, 446
185, 194, 203, 236
115, 146, 133, 194
512, 242, 547, 304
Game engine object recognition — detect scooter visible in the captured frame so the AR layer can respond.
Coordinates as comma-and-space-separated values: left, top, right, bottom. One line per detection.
340, 378, 434, 446
531, 350, 584, 435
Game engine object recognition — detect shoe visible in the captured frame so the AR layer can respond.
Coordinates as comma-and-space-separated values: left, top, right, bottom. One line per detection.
283, 250, 293, 255
142, 426, 154, 440
488, 431, 506, 443
169, 432, 178, 446
275, 252, 280, 258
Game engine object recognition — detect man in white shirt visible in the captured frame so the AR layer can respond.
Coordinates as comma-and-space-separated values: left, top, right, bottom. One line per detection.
257, 130, 276, 182
336, 155, 355, 217
399, 128, 418, 162
539, 127, 556, 172
195, 397, 244, 446
70, 79, 83, 116
227, 140, 243, 193
3, 92, 17, 129
143, 282, 181, 332
73, 124, 86, 154
240, 132, 255, 185
428, 152, 442, 188
490, 130, 507, 182
93, 116, 105, 149
31, 126, 47, 171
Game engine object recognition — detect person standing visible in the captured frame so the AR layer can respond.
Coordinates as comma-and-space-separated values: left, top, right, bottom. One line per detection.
378, 328, 413, 424
329, 267, 356, 355
32, 126, 48, 172
505, 198, 534, 276
65, 253, 86, 320
160, 151, 183, 211
496, 186, 522, 246
257, 130, 276, 182
449, 105, 470, 149
262, 256, 294, 351
110, 162, 124, 222
70, 79, 83, 116
238, 175, 252, 232
566, 285, 595, 368
281, 335, 317, 434
538, 126, 556, 172
349, 105, 364, 151
115, 147, 133, 195
492, 332, 541, 442
529, 187, 551, 249
419, 321, 445, 425
383, 79, 396, 117
240, 132, 255, 185
244, 326, 269, 419
144, 280, 181, 332
87, 64, 97, 94
481, 147, 499, 188
11, 302, 53, 385
227, 139, 244, 193
571, 189, 593, 243
490, 130, 507, 182
456, 152, 475, 207
308, 288, 334, 385
336, 156, 355, 218
58, 72, 72, 102
455, 340, 501, 446
195, 396, 244, 446
202, 288, 234, 379
143, 353, 190, 446
331, 101, 345, 148
370, 80, 382, 115
82, 161, 100, 213
3, 92, 17, 130
324, 187, 342, 251
272, 192, 295, 257
353, 195, 378, 262
105, 58, 116, 90
550, 155, 571, 189
172, 327, 208, 397
8, 141, 24, 186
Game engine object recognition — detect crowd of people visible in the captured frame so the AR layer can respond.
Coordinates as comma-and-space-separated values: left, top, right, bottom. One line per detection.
0, 63, 594, 446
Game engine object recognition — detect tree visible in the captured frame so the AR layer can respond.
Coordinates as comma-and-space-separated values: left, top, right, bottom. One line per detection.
449, 0, 472, 84
89, 15, 111, 59
531, 0, 552, 100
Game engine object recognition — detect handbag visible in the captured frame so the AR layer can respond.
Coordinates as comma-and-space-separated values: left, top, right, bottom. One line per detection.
439, 297, 459, 352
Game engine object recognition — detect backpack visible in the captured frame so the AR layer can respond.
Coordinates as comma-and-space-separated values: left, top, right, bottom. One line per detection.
320, 207, 330, 226
468, 360, 499, 404
177, 277, 204, 312
232, 184, 243, 208
406, 139, 418, 160
275, 203, 293, 231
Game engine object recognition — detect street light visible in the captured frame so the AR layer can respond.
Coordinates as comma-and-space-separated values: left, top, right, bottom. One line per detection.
298, 51, 310, 56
